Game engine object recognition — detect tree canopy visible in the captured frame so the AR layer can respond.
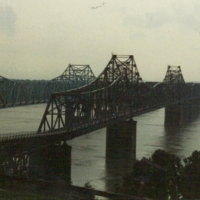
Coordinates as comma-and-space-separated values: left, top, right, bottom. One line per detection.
122, 150, 200, 200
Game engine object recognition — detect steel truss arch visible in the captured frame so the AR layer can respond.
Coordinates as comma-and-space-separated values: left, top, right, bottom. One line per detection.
38, 55, 151, 133
0, 65, 95, 108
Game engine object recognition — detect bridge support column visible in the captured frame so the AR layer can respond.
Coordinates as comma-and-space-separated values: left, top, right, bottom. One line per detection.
188, 99, 200, 120
165, 100, 200, 126
165, 104, 184, 126
105, 119, 137, 191
106, 119, 137, 163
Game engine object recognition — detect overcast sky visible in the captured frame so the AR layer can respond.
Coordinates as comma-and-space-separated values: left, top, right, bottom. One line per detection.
0, 0, 200, 81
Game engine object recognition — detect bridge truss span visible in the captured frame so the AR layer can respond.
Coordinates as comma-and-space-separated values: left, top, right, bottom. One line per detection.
164, 65, 185, 84
162, 65, 190, 100
37, 55, 200, 139
1, 55, 200, 183
38, 55, 146, 133
0, 65, 95, 108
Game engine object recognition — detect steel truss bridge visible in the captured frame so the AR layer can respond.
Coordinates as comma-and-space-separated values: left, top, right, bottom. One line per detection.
1, 54, 200, 143
0, 54, 200, 182
0, 64, 95, 108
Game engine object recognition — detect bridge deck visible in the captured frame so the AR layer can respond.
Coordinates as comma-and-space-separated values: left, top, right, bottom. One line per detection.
0, 97, 196, 145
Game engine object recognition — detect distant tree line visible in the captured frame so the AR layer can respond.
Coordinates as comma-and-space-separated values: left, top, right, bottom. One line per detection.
120, 149, 200, 200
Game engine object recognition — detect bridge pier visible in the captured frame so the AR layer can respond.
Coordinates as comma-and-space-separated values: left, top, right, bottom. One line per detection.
165, 104, 184, 126
188, 98, 200, 120
106, 119, 136, 164
165, 100, 200, 126
105, 119, 137, 191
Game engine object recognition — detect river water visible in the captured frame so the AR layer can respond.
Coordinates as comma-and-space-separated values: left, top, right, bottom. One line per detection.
1, 104, 200, 191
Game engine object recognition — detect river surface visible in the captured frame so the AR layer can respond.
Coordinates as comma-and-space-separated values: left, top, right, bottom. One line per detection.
1, 104, 200, 191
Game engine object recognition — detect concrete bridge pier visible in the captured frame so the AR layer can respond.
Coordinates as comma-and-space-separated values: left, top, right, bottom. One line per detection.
165, 100, 200, 126
105, 119, 137, 191
188, 99, 200, 120
164, 104, 184, 126
106, 119, 137, 162
106, 119, 136, 171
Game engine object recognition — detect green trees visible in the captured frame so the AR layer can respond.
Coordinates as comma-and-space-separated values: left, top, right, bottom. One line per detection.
149, 150, 182, 199
180, 150, 200, 199
122, 150, 200, 199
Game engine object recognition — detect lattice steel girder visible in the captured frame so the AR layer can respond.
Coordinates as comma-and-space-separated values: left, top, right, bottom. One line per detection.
38, 55, 197, 134
38, 55, 150, 133
97, 54, 142, 85
52, 64, 96, 83
38, 84, 131, 132
0, 76, 14, 106
0, 64, 96, 108
163, 65, 189, 100
55, 55, 144, 96
163, 65, 185, 84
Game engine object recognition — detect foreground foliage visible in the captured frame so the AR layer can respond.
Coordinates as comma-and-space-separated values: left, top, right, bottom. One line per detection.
122, 150, 200, 199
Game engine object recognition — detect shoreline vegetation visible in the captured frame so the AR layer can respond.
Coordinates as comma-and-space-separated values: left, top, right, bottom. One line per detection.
120, 149, 200, 200
1, 149, 200, 199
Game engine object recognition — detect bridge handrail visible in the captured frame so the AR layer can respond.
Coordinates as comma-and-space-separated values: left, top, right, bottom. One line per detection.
0, 129, 68, 142
0, 131, 36, 140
